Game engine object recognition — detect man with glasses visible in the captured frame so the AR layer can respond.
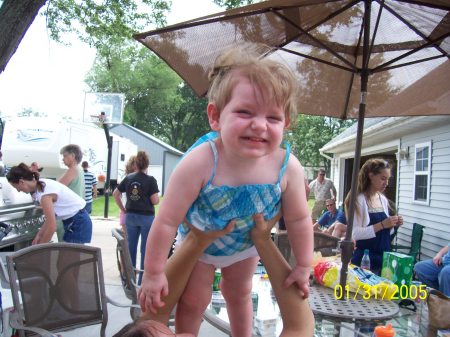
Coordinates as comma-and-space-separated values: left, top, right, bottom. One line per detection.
308, 168, 337, 223
313, 198, 347, 238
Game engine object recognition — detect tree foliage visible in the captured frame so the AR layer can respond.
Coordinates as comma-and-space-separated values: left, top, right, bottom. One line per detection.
213, 0, 255, 10
287, 116, 355, 172
45, 0, 170, 48
0, 0, 170, 73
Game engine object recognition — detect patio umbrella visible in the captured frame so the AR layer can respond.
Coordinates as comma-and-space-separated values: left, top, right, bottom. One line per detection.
133, 0, 450, 287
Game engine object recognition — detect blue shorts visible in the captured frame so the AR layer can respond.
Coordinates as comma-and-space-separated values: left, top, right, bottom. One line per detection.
62, 209, 93, 243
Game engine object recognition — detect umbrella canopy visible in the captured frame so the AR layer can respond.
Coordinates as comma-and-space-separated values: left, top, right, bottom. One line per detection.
134, 0, 450, 287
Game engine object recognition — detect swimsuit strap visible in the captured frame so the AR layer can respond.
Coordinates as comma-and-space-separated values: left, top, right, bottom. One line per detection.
206, 140, 290, 185
206, 140, 219, 185
277, 141, 291, 184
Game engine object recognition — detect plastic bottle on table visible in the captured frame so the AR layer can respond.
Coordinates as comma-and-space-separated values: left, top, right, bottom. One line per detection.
361, 249, 371, 271
373, 323, 395, 337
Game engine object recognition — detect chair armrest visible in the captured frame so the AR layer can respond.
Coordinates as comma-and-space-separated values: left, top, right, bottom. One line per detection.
106, 295, 140, 309
9, 311, 59, 337
203, 309, 232, 336
391, 244, 409, 251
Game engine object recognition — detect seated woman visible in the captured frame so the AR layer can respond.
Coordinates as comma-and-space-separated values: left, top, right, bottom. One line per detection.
113, 213, 314, 337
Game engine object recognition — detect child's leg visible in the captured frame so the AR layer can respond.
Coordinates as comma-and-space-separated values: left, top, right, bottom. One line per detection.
221, 256, 260, 337
175, 261, 215, 335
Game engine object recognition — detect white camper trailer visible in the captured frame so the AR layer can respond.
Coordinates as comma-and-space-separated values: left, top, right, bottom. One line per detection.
1, 116, 137, 191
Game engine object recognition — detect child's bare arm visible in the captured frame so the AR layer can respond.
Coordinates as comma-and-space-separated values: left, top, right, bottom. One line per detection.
139, 144, 213, 313
140, 221, 235, 324
280, 157, 314, 296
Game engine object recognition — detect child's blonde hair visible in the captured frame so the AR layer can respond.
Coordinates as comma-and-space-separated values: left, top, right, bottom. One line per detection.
207, 43, 298, 123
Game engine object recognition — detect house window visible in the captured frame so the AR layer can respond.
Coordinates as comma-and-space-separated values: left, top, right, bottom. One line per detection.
413, 142, 431, 204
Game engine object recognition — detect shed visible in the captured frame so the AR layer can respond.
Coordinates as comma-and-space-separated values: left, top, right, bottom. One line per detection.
110, 124, 183, 195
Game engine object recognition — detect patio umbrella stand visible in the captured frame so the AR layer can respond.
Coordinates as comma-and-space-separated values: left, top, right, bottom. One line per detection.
134, 0, 450, 288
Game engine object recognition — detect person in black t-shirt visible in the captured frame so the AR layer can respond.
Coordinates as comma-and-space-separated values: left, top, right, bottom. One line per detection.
113, 151, 159, 283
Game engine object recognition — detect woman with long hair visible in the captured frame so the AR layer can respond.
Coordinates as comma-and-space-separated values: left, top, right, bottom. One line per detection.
113, 151, 159, 284
345, 158, 403, 274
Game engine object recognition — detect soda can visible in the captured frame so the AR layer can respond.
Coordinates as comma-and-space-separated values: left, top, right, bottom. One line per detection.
212, 270, 221, 291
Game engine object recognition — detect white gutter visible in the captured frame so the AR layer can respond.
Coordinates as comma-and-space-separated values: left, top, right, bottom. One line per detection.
320, 116, 427, 153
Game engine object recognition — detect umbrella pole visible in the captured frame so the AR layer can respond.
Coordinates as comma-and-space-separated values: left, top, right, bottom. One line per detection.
339, 0, 371, 290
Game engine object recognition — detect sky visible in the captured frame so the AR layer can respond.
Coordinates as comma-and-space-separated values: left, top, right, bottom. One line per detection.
0, 0, 221, 121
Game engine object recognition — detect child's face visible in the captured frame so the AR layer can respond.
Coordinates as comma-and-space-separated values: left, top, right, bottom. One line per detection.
208, 76, 287, 158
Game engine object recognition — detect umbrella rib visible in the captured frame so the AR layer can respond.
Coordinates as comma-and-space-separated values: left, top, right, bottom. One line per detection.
373, 54, 447, 73
397, 0, 450, 11
380, 1, 449, 57
367, 0, 385, 69
275, 0, 359, 48
372, 33, 450, 72
272, 10, 359, 72
133, 7, 270, 38
278, 47, 356, 73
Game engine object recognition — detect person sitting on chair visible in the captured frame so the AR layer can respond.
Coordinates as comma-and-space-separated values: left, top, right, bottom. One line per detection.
313, 199, 346, 238
414, 243, 450, 297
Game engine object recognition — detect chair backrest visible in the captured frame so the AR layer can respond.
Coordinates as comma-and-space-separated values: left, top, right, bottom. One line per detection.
6, 243, 109, 337
111, 228, 141, 320
314, 232, 340, 257
409, 223, 425, 262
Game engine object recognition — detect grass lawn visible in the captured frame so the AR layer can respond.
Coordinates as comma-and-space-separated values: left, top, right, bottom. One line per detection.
92, 196, 120, 217
92, 196, 162, 218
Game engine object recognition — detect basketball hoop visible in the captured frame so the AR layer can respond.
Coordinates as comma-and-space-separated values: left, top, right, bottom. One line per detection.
90, 112, 108, 127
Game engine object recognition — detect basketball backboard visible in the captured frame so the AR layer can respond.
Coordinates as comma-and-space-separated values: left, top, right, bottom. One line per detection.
83, 92, 124, 125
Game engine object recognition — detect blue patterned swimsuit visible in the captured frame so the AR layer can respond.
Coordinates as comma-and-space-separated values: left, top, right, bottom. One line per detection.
178, 132, 290, 258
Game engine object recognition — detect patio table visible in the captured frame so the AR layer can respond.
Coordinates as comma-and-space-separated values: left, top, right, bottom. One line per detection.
204, 272, 435, 337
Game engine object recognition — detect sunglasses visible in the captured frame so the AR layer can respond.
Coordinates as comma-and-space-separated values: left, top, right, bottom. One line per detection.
326, 204, 335, 207
319, 173, 325, 176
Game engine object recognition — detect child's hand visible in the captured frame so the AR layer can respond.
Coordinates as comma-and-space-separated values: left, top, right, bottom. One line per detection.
283, 265, 311, 299
138, 272, 169, 314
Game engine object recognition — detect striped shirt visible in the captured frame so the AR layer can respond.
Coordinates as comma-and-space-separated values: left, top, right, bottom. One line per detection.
83, 170, 97, 203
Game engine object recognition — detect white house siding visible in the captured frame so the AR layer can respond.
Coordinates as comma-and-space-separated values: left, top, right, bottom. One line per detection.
397, 121, 450, 260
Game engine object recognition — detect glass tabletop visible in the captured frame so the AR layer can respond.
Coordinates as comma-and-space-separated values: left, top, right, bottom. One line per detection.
205, 273, 434, 337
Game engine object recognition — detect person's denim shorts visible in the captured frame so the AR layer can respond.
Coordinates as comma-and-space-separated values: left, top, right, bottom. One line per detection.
62, 209, 93, 243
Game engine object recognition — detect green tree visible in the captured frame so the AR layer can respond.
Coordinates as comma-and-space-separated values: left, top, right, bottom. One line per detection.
213, 0, 255, 10
287, 115, 355, 171
0, 0, 171, 73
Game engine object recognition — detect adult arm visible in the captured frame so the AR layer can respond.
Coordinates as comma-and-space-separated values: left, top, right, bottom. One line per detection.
33, 194, 57, 244
433, 245, 450, 266
330, 181, 337, 199
252, 214, 315, 337
150, 192, 159, 205
92, 182, 98, 199
139, 143, 214, 313
58, 166, 76, 186
352, 194, 402, 241
113, 188, 126, 213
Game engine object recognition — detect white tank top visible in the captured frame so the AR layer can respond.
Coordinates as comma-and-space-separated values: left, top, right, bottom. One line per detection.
35, 179, 86, 220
